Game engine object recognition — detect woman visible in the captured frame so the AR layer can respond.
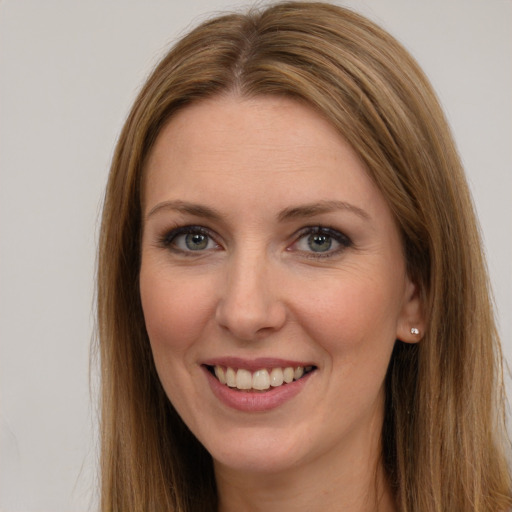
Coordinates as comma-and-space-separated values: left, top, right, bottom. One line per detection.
97, 2, 511, 511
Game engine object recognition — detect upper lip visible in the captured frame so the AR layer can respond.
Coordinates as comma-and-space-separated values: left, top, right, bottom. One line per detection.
202, 356, 316, 372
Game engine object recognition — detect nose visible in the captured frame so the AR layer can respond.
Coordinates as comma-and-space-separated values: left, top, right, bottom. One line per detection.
215, 253, 287, 342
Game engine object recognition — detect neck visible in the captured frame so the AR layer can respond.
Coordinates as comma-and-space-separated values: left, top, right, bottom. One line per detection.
214, 425, 396, 512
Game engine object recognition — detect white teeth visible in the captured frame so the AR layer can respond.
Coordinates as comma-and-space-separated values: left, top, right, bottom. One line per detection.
236, 369, 252, 389
294, 366, 304, 380
214, 366, 226, 384
252, 369, 270, 390
270, 367, 284, 387
226, 367, 236, 387
283, 367, 294, 383
213, 365, 312, 391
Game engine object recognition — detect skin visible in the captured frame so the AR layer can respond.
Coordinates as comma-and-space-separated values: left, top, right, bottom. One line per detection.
139, 95, 423, 512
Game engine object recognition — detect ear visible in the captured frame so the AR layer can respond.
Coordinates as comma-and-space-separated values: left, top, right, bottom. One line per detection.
396, 277, 425, 343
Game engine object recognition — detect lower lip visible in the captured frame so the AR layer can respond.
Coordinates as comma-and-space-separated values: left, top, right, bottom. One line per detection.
203, 367, 313, 412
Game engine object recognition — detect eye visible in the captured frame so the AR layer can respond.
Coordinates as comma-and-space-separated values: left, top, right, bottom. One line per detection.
291, 227, 352, 257
160, 226, 220, 253
304, 233, 334, 252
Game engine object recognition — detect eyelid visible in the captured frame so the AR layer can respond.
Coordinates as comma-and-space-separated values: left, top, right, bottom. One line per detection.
156, 224, 352, 258
288, 226, 353, 258
158, 225, 222, 253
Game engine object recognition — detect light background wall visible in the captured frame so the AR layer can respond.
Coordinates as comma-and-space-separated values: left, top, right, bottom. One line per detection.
1, 1, 510, 511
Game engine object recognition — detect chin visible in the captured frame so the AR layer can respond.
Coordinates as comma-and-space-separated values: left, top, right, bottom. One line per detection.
202, 427, 307, 475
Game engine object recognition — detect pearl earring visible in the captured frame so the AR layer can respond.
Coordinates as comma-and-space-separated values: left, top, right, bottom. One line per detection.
410, 327, 420, 335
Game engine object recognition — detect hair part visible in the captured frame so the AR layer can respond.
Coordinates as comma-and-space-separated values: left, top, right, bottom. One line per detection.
97, 2, 511, 510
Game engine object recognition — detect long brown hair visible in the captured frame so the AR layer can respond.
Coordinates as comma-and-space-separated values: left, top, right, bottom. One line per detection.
97, 2, 511, 510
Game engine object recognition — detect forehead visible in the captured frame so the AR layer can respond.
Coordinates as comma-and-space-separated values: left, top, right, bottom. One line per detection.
147, 95, 349, 169
143, 94, 388, 221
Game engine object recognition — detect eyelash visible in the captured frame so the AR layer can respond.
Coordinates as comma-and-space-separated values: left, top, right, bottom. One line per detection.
158, 225, 220, 255
158, 225, 353, 259
290, 226, 353, 259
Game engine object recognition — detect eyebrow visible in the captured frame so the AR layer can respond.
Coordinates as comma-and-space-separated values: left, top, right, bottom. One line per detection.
146, 200, 222, 221
277, 200, 371, 222
146, 199, 370, 223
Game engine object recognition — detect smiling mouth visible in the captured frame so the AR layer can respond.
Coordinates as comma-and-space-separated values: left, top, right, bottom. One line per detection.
206, 365, 316, 392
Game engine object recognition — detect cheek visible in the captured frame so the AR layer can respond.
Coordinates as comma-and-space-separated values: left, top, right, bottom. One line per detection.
292, 270, 403, 356
139, 265, 215, 357
139, 265, 218, 418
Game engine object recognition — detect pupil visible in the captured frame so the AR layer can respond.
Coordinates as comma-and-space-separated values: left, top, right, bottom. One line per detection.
308, 234, 332, 252
185, 233, 208, 250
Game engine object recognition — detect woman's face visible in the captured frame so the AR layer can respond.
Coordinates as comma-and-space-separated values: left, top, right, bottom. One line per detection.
140, 95, 421, 476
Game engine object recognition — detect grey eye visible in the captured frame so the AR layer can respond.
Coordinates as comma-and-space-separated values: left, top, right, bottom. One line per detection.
163, 227, 218, 253
307, 234, 332, 252
291, 227, 352, 258
184, 233, 209, 251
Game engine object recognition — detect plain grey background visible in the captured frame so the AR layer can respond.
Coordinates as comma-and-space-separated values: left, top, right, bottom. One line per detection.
1, 1, 511, 511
